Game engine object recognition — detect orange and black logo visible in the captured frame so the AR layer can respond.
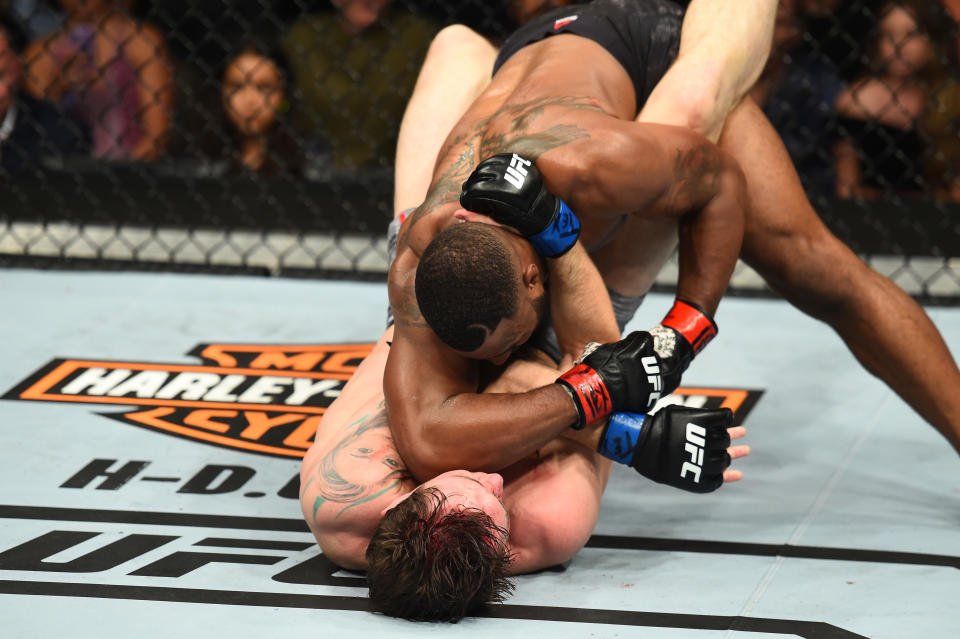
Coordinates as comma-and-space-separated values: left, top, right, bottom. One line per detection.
2, 343, 762, 459
2, 343, 373, 459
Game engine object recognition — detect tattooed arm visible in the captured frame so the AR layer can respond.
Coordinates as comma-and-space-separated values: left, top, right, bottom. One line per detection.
642, 124, 747, 317
300, 333, 416, 570
300, 403, 414, 569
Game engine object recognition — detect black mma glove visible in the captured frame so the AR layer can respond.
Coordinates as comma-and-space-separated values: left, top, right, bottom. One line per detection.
557, 307, 715, 430
556, 331, 670, 429
598, 406, 733, 493
460, 152, 580, 257
648, 299, 719, 386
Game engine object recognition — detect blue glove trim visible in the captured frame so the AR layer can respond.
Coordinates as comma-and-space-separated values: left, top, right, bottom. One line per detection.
599, 411, 646, 465
529, 199, 581, 258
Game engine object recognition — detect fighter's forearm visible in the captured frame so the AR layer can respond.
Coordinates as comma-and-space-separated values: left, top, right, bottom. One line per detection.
546, 242, 621, 357
388, 382, 580, 481
673, 155, 746, 316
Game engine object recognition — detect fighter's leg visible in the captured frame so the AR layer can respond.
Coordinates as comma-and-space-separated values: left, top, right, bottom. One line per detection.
393, 25, 497, 214
592, 1, 778, 304
389, 25, 497, 323
639, 0, 778, 142
589, 214, 677, 299
721, 98, 960, 452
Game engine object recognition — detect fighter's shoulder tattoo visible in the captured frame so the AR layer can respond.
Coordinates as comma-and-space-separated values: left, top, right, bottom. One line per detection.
502, 95, 606, 133
389, 280, 430, 329
398, 95, 603, 254
481, 95, 600, 162
301, 401, 412, 523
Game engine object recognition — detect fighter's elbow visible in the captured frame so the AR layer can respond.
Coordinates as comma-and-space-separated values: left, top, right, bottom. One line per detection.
314, 532, 369, 572
510, 517, 593, 574
403, 451, 448, 484
404, 430, 497, 481
396, 428, 456, 482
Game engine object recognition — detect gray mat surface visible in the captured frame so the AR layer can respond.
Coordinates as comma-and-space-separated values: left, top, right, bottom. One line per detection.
1, 269, 957, 638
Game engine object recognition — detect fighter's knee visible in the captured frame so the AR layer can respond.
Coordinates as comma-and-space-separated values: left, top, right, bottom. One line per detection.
671, 68, 724, 135
427, 24, 492, 60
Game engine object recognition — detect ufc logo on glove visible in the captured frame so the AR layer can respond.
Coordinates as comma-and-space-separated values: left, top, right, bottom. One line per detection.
642, 356, 661, 408
681, 422, 707, 483
503, 154, 531, 189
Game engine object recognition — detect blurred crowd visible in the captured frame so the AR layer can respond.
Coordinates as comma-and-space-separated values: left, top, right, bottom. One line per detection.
0, 0, 958, 202
751, 0, 960, 201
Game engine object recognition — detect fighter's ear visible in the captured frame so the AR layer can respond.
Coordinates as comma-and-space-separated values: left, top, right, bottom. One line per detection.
521, 261, 541, 290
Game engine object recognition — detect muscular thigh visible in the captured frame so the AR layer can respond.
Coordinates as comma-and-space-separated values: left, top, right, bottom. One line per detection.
588, 213, 678, 297
718, 98, 857, 296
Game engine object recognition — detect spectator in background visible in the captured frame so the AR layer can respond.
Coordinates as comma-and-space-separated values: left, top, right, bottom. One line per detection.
749, 0, 845, 197
0, 12, 87, 172
800, 0, 874, 81
833, 2, 932, 198
7, 0, 62, 40
218, 38, 302, 176
833, 1, 957, 199
943, 0, 960, 58
22, 0, 173, 160
282, 0, 438, 170
919, 1, 960, 201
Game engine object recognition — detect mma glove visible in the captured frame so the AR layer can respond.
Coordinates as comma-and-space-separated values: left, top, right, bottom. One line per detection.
648, 298, 719, 390
460, 152, 580, 257
598, 406, 733, 493
555, 300, 717, 430
556, 331, 670, 429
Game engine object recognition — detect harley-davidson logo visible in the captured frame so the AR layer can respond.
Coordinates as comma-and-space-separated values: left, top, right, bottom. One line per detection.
2, 343, 762, 459
2, 343, 374, 458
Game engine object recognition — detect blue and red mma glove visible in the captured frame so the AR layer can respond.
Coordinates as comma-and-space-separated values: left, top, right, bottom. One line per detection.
598, 406, 733, 493
460, 152, 580, 258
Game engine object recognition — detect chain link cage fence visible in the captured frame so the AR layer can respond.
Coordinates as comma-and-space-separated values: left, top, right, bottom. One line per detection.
0, 0, 958, 300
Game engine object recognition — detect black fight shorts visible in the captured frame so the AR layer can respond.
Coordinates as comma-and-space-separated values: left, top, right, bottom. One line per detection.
493, 0, 684, 114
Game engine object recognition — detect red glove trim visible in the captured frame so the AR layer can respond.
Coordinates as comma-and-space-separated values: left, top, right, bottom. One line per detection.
558, 364, 613, 427
661, 299, 717, 355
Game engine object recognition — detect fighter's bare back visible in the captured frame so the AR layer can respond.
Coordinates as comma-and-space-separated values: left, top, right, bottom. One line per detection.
394, 34, 645, 270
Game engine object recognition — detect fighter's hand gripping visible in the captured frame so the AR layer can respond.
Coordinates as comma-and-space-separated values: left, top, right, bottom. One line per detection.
459, 152, 580, 257
649, 299, 719, 385
556, 331, 674, 430
599, 406, 736, 493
